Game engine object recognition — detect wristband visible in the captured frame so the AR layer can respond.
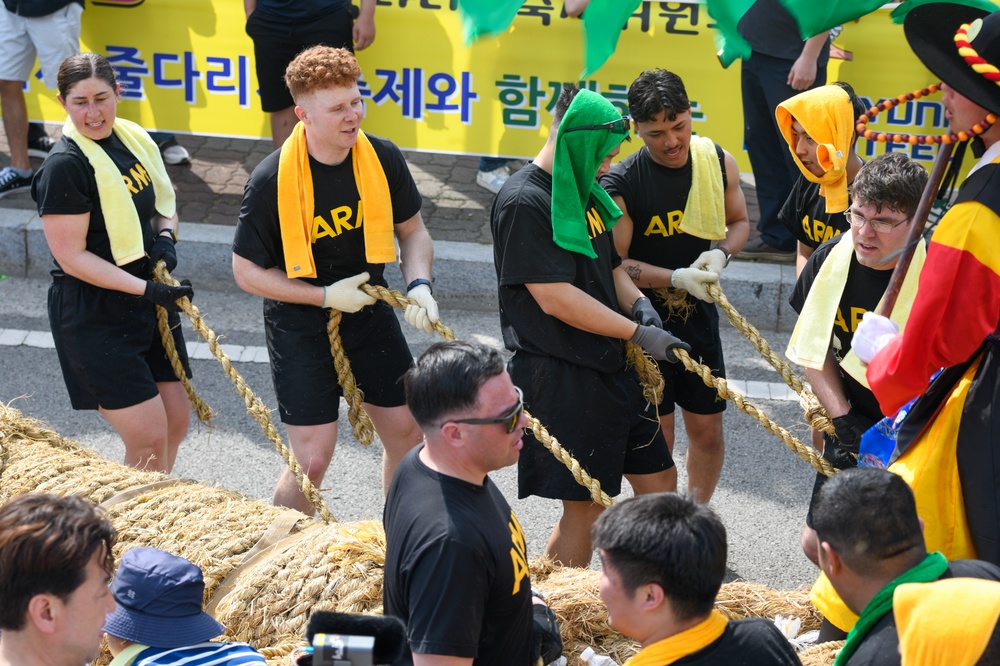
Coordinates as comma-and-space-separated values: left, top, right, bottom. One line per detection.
158, 228, 177, 243
718, 247, 732, 267
406, 278, 432, 294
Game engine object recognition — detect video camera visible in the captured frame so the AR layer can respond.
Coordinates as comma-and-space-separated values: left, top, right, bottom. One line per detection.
292, 611, 406, 666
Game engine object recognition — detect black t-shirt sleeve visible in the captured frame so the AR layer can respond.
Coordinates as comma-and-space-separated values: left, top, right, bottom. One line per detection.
494, 183, 577, 287
233, 150, 282, 270
402, 537, 490, 658
32, 149, 96, 216
375, 137, 423, 224
599, 161, 632, 203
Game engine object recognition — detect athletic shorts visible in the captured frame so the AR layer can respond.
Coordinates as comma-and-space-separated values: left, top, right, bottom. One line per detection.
48, 275, 191, 411
264, 298, 412, 426
0, 3, 82, 88
510, 352, 674, 501
245, 7, 354, 112
655, 296, 727, 416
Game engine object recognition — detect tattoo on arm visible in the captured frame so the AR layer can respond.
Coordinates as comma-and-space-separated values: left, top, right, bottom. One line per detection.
625, 264, 642, 283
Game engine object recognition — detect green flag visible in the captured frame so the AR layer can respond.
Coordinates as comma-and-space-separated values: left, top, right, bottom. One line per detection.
456, 0, 525, 44
705, 0, 756, 68
580, 0, 643, 77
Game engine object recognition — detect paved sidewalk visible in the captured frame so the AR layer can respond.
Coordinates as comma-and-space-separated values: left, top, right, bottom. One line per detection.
0, 129, 802, 330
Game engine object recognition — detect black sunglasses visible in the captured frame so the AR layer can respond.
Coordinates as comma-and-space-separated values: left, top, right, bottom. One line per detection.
563, 116, 631, 136
450, 386, 525, 434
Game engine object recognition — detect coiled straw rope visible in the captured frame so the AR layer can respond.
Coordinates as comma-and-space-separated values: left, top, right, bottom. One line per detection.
152, 263, 335, 523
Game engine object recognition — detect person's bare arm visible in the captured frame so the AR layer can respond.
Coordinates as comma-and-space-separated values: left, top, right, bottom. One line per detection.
804, 350, 851, 420
525, 281, 638, 340
395, 212, 434, 285
563, 0, 590, 17
610, 195, 675, 289
411, 656, 473, 666
232, 253, 324, 306
720, 150, 749, 255
353, 0, 376, 50
42, 213, 147, 295
244, 0, 256, 19
788, 31, 831, 90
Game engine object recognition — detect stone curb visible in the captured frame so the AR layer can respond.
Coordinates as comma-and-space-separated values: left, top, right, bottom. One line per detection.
0, 210, 799, 331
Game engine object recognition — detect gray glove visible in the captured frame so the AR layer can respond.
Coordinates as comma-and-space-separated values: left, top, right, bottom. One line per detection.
630, 296, 662, 328
670, 267, 718, 303
630, 325, 691, 363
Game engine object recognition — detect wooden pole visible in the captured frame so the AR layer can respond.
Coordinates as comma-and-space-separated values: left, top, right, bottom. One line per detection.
877, 141, 954, 317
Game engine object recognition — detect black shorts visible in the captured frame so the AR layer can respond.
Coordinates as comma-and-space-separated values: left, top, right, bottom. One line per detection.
246, 7, 354, 113
655, 296, 727, 416
264, 299, 412, 426
510, 353, 674, 501
805, 433, 859, 528
48, 276, 191, 411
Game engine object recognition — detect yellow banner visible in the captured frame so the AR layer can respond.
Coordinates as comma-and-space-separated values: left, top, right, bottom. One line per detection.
22, 0, 980, 172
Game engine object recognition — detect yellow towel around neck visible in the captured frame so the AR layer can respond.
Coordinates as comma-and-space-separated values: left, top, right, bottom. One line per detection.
785, 232, 926, 389
776, 85, 854, 214
895, 578, 1000, 666
623, 610, 728, 666
678, 136, 726, 240
277, 122, 395, 279
62, 117, 176, 267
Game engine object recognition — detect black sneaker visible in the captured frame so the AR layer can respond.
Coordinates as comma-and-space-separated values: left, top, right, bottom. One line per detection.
27, 134, 55, 159
0, 167, 33, 198
738, 236, 795, 263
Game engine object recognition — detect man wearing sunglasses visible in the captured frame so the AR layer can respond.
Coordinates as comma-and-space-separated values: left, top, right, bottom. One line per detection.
383, 341, 562, 666
491, 85, 688, 569
601, 68, 750, 504
785, 152, 927, 636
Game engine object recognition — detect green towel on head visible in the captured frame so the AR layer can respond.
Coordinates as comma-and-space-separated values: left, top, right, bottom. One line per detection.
552, 89, 625, 258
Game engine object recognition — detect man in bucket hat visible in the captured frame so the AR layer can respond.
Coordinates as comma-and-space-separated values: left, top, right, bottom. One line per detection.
853, 4, 1000, 566
104, 547, 265, 666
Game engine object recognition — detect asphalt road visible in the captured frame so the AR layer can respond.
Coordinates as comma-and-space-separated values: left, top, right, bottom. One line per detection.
0, 275, 818, 591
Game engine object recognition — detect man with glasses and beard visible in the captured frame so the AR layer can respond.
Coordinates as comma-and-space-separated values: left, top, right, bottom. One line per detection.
383, 341, 562, 666
490, 84, 688, 569
600, 68, 749, 504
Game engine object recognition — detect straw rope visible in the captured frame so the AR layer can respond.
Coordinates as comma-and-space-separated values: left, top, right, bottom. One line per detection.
326, 309, 377, 447
671, 347, 836, 477
625, 342, 664, 406
152, 264, 334, 523
799, 639, 844, 666
706, 283, 835, 436
155, 302, 215, 425
0, 404, 825, 666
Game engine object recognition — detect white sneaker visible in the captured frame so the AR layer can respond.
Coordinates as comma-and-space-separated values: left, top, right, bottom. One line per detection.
476, 166, 510, 194
161, 143, 191, 165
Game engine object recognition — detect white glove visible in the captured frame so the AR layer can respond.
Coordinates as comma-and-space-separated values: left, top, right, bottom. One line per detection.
670, 267, 718, 303
322, 271, 376, 312
691, 248, 728, 276
404, 283, 440, 333
852, 311, 899, 363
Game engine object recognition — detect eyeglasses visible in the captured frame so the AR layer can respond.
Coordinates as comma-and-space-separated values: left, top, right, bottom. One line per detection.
449, 387, 525, 434
847, 209, 912, 234
563, 116, 631, 136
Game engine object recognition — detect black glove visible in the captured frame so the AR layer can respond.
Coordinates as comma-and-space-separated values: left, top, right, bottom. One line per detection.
143, 280, 193, 312
149, 234, 178, 272
630, 325, 691, 363
530, 603, 563, 666
831, 410, 876, 454
631, 296, 662, 328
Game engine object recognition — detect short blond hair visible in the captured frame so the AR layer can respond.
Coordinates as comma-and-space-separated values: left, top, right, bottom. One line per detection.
284, 46, 361, 101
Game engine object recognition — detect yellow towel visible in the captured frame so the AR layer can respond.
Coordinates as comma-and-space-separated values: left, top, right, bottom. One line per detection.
678, 136, 726, 240
895, 579, 1000, 665
776, 85, 854, 214
785, 232, 926, 389
277, 122, 395, 279
62, 117, 176, 267
622, 610, 728, 666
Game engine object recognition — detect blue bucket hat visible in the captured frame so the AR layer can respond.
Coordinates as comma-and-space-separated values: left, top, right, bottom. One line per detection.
103, 547, 225, 648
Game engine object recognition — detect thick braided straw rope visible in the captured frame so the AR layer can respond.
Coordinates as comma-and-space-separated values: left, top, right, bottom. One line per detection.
154, 303, 215, 425
799, 640, 845, 666
152, 264, 335, 523
705, 283, 835, 436
0, 402, 823, 666
326, 310, 376, 447
671, 347, 836, 477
